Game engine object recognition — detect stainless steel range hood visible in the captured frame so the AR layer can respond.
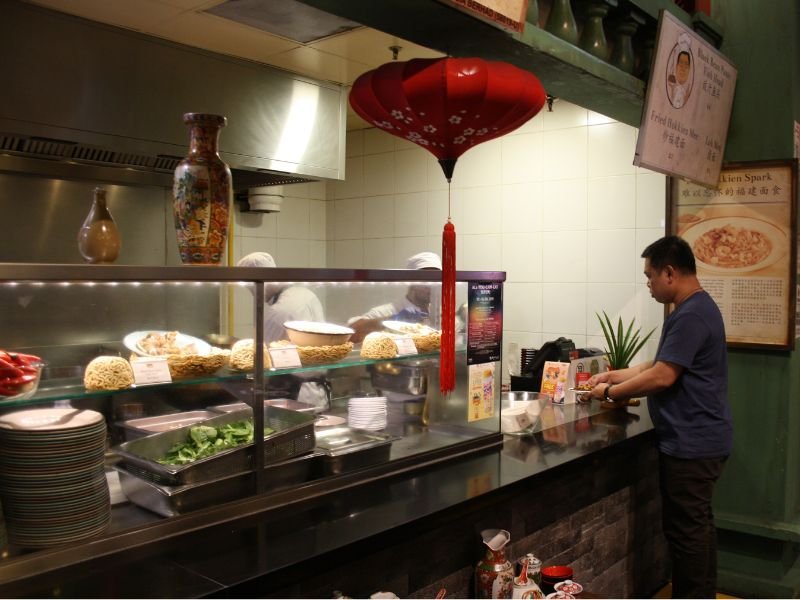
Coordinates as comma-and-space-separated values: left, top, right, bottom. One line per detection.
0, 1, 347, 190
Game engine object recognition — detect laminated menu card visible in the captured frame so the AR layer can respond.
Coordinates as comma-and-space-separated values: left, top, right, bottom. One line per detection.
540, 361, 570, 404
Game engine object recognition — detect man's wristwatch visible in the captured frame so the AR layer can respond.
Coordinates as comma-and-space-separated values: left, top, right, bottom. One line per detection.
604, 384, 614, 401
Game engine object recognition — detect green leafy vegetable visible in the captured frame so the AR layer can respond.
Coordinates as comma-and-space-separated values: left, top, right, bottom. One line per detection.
157, 419, 275, 465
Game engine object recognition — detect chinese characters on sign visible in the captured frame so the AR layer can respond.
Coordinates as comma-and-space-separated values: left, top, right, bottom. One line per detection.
670, 160, 798, 349
438, 0, 528, 33
635, 10, 738, 188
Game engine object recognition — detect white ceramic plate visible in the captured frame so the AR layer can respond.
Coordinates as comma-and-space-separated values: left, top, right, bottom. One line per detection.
0, 408, 104, 431
123, 330, 211, 357
315, 415, 346, 428
283, 321, 354, 335
681, 216, 788, 274
382, 321, 438, 335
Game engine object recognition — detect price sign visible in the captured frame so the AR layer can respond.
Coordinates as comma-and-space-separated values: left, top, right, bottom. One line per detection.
393, 336, 418, 356
131, 357, 172, 385
268, 345, 302, 369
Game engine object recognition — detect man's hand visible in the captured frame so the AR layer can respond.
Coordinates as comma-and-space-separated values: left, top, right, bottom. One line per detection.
587, 371, 612, 387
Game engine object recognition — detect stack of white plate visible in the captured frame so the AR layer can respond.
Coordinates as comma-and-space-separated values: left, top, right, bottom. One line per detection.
0, 408, 110, 548
348, 396, 388, 431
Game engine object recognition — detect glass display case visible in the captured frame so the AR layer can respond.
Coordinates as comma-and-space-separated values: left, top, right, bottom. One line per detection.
0, 263, 504, 560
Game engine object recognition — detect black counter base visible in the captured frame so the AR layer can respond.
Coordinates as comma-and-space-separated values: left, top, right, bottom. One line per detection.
210, 432, 669, 599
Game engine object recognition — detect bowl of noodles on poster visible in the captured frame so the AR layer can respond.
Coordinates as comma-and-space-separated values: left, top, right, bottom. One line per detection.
682, 216, 788, 274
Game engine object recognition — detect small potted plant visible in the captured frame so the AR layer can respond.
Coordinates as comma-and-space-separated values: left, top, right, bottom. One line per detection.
596, 311, 657, 370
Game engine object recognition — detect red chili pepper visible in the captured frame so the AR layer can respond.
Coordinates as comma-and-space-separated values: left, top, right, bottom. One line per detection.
0, 386, 21, 396
0, 358, 23, 378
1, 374, 36, 386
8, 352, 42, 365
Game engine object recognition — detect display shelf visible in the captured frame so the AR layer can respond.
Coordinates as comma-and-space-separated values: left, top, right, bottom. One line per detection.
0, 350, 460, 409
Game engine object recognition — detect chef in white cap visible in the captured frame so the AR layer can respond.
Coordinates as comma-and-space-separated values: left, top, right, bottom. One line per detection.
236, 251, 325, 344
237, 251, 327, 408
348, 251, 442, 343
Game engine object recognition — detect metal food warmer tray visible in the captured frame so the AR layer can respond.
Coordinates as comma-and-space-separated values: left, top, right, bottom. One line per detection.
315, 425, 394, 475
114, 452, 322, 517
116, 410, 220, 441
113, 406, 316, 486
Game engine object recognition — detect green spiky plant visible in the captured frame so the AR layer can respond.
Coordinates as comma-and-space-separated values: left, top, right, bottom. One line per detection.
596, 311, 657, 370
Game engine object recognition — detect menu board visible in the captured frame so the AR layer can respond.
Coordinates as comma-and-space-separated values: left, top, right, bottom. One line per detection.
669, 159, 798, 349
467, 281, 503, 364
634, 10, 737, 188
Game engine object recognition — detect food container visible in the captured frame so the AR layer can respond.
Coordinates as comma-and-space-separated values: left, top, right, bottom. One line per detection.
115, 451, 322, 516
315, 425, 393, 475
208, 399, 318, 414
370, 361, 431, 396
0, 360, 45, 400
541, 566, 574, 595
283, 320, 354, 346
116, 410, 219, 441
501, 407, 532, 434
501, 392, 551, 435
113, 405, 316, 485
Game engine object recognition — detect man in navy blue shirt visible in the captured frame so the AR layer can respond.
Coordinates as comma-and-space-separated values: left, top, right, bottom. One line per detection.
588, 235, 733, 599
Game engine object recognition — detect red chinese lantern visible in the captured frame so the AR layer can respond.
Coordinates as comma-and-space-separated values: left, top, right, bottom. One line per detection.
349, 57, 546, 393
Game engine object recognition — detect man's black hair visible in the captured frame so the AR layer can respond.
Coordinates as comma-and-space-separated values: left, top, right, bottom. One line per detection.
641, 235, 696, 274
677, 50, 691, 65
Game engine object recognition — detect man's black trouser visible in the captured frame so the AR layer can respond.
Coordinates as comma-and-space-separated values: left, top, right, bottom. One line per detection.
659, 453, 727, 599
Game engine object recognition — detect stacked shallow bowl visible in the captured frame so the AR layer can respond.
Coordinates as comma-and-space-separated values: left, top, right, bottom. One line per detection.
0, 408, 110, 548
348, 396, 388, 431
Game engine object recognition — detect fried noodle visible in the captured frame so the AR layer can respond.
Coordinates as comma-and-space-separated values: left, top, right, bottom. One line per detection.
692, 224, 772, 268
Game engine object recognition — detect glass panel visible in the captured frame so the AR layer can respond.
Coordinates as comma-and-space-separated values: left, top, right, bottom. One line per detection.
0, 269, 502, 566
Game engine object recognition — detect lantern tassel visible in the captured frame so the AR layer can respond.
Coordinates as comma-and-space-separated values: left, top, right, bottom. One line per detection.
440, 219, 456, 394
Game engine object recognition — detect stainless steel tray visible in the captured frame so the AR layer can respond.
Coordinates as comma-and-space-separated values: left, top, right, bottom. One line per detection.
370, 361, 433, 396
113, 406, 316, 485
116, 410, 219, 441
115, 452, 323, 517
208, 399, 318, 414
315, 425, 393, 475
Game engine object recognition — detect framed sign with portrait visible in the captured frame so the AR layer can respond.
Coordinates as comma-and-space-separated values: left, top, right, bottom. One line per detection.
668, 159, 798, 349
635, 10, 738, 188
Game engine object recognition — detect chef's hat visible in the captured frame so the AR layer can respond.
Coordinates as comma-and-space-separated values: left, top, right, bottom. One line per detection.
406, 251, 442, 270
237, 252, 277, 268
677, 32, 692, 54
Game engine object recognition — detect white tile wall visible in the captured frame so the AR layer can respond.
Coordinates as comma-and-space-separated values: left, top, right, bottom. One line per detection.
232, 100, 667, 383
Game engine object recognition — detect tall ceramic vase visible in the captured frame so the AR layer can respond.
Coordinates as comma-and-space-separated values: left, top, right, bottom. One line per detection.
173, 113, 232, 265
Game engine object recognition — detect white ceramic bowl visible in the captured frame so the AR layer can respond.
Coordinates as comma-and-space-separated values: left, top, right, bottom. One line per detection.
283, 321, 354, 347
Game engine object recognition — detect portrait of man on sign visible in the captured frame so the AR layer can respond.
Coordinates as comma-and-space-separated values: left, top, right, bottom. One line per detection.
666, 33, 694, 109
